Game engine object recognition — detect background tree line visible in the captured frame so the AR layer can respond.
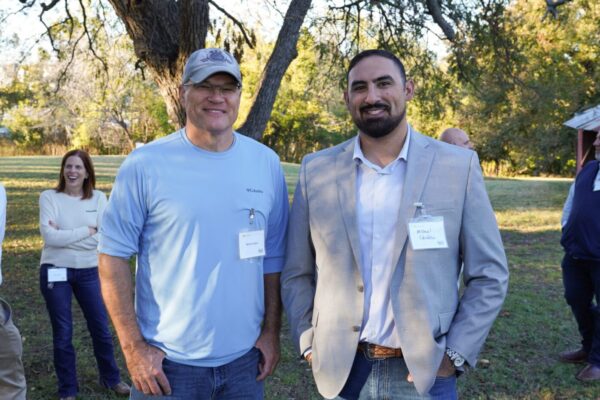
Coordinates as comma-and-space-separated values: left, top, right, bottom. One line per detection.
1, 0, 599, 175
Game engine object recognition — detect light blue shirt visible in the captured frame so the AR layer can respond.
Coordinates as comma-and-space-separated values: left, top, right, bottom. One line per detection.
353, 128, 410, 348
99, 130, 288, 367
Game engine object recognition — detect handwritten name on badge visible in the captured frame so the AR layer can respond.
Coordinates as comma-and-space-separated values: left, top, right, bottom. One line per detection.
408, 218, 448, 250
239, 230, 265, 260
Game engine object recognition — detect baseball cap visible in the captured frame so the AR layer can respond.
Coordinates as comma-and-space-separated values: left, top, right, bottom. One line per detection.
182, 48, 242, 85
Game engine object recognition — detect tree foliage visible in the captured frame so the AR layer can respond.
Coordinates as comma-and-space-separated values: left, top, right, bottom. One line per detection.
13, 0, 312, 140
3, 0, 599, 175
1, 25, 172, 153
449, 0, 600, 175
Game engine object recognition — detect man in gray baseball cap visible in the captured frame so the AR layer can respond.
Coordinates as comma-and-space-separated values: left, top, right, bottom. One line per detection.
182, 48, 242, 85
99, 48, 289, 399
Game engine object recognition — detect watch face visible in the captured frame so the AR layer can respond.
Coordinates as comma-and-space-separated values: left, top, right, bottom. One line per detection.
454, 357, 465, 367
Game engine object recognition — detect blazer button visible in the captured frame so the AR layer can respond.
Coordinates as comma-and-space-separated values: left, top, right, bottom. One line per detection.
352, 326, 360, 332
357, 285, 364, 292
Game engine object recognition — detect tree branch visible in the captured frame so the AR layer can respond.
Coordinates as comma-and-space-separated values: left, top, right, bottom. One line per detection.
238, 0, 312, 139
78, 0, 109, 75
208, 0, 254, 48
424, 0, 456, 41
41, 0, 61, 11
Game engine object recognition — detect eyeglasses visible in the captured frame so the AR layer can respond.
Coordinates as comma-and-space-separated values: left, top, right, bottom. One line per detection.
186, 81, 242, 97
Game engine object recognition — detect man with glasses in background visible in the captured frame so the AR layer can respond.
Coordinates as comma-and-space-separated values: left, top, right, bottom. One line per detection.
98, 48, 289, 399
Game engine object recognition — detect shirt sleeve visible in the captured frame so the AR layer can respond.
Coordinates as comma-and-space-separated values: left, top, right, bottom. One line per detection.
98, 155, 147, 259
561, 183, 575, 228
263, 161, 289, 274
39, 191, 90, 247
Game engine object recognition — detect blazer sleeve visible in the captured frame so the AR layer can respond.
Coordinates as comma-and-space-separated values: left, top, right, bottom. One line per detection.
281, 158, 317, 355
446, 152, 509, 367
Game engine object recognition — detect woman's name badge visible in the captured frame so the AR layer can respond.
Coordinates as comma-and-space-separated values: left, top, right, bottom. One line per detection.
48, 267, 67, 282
408, 216, 448, 250
239, 230, 266, 260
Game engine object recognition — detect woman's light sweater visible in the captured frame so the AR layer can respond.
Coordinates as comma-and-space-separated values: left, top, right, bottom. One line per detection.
39, 189, 107, 268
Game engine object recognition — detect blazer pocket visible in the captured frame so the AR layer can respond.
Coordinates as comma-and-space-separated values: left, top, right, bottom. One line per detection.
424, 200, 456, 214
437, 311, 455, 337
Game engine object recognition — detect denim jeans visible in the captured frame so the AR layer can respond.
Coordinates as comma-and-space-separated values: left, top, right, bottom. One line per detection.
130, 347, 263, 399
336, 349, 457, 400
562, 253, 600, 366
39, 264, 121, 397
0, 297, 27, 400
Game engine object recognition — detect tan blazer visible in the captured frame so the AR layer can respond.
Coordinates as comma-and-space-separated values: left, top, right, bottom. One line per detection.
281, 130, 509, 398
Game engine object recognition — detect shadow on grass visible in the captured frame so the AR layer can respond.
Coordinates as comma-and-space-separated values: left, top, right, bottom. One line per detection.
461, 228, 600, 400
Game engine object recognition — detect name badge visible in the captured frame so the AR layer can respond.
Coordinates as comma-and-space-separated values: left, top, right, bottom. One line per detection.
48, 267, 68, 282
408, 216, 448, 250
239, 230, 266, 260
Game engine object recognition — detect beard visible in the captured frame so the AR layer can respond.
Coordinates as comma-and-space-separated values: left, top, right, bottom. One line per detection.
596, 150, 600, 161
353, 103, 405, 139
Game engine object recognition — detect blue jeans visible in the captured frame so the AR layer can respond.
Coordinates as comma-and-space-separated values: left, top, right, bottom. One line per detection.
562, 253, 600, 366
336, 350, 457, 400
130, 347, 263, 399
40, 264, 121, 397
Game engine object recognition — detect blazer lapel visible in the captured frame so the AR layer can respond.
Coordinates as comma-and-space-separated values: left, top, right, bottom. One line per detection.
336, 139, 363, 271
390, 131, 435, 269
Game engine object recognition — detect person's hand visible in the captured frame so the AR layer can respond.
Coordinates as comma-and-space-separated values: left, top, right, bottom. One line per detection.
123, 341, 171, 396
88, 226, 97, 235
305, 352, 312, 365
49, 220, 59, 230
436, 354, 457, 378
255, 329, 280, 381
406, 355, 456, 382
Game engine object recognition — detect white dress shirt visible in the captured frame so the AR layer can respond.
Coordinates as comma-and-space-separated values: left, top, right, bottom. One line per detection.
353, 128, 410, 348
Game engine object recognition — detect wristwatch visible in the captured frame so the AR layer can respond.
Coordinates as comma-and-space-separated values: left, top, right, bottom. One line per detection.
445, 348, 465, 368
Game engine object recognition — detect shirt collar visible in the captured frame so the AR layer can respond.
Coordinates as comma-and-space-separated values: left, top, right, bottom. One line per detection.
353, 125, 411, 172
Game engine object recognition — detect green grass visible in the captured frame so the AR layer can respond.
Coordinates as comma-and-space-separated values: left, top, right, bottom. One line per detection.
0, 156, 595, 399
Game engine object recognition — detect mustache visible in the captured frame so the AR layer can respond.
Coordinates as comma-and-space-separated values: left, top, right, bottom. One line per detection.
359, 103, 390, 113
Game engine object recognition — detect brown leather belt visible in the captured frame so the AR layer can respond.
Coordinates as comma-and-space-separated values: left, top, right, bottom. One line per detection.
358, 342, 403, 359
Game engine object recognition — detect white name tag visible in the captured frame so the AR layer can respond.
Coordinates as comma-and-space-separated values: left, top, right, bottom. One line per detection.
48, 267, 68, 282
239, 230, 266, 260
408, 217, 448, 250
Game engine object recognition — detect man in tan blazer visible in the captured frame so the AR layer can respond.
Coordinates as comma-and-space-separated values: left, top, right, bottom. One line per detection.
281, 49, 509, 399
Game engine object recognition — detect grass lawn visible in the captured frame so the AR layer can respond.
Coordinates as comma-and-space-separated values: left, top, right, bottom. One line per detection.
0, 156, 595, 399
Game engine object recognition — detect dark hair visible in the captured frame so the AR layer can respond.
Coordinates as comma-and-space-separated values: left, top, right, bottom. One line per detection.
347, 49, 407, 84
55, 149, 96, 199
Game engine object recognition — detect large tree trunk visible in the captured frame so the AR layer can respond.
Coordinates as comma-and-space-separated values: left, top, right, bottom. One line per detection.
238, 0, 312, 140
106, 0, 312, 139
106, 0, 210, 127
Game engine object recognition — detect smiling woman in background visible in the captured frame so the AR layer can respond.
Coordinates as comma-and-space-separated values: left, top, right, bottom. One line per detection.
38, 149, 129, 400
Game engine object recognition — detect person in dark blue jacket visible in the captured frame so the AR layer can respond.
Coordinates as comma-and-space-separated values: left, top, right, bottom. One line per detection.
559, 129, 600, 381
